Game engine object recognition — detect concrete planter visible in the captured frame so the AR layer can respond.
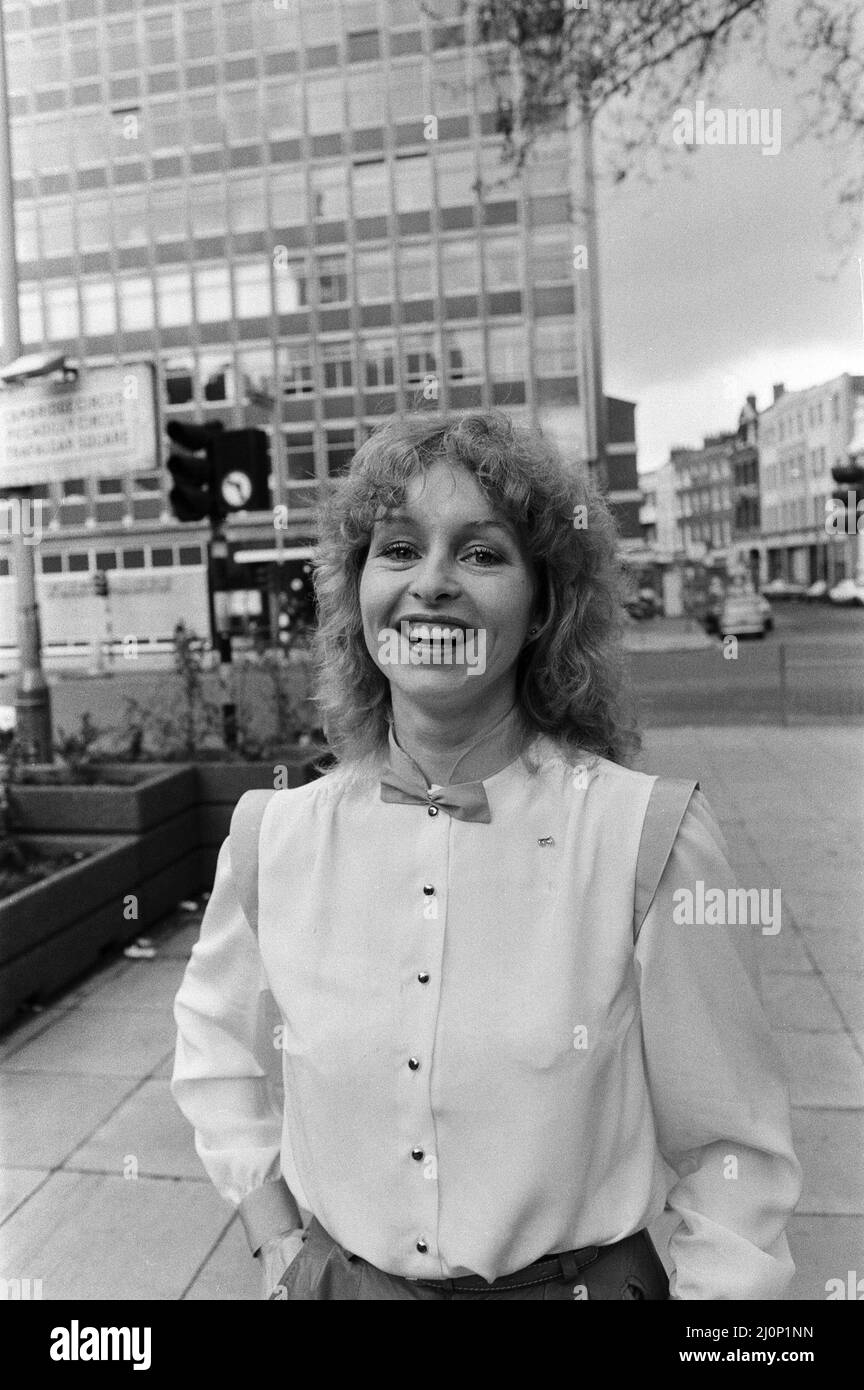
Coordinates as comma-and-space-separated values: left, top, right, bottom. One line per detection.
0, 834, 139, 1029
196, 754, 320, 887
9, 764, 197, 834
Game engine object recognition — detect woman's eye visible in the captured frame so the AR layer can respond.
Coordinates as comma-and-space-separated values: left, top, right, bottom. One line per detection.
463, 545, 501, 565
379, 542, 417, 560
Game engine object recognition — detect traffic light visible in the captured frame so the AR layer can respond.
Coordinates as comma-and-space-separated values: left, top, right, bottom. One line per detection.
166, 422, 270, 522
166, 419, 224, 523
828, 460, 864, 535
211, 428, 271, 515
92, 570, 109, 598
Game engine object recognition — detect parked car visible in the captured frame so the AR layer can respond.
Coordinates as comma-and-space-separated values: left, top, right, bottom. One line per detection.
827, 579, 864, 606
760, 578, 807, 601
720, 591, 766, 638
756, 594, 774, 631
805, 580, 829, 603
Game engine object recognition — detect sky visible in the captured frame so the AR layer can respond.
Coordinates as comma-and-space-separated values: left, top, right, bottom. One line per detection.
594, 13, 864, 475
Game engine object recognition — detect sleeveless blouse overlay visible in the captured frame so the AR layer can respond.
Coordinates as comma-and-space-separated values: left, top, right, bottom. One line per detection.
172, 709, 801, 1300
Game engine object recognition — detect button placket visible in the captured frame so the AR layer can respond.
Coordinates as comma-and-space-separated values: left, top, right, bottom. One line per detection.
398, 808, 448, 1268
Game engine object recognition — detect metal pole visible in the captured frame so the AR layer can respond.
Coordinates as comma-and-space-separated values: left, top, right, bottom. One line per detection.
575, 91, 607, 488
0, 6, 52, 761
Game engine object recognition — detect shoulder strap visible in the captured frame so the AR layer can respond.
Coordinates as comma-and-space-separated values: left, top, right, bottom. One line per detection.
633, 777, 699, 943
229, 789, 277, 939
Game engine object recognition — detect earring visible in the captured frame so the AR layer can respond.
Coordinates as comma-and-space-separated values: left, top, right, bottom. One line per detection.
528, 626, 540, 637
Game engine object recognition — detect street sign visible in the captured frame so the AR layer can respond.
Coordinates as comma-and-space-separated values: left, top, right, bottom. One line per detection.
0, 363, 158, 489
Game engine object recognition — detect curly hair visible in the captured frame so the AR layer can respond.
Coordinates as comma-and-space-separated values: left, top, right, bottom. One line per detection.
310, 410, 640, 767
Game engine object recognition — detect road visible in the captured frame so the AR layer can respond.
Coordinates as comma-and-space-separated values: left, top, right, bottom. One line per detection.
1, 602, 862, 743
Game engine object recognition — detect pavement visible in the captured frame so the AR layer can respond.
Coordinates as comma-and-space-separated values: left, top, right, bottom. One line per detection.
622, 615, 714, 651
0, 724, 861, 1302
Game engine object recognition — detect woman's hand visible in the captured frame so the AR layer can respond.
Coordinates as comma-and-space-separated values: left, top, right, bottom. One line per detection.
258, 1228, 306, 1299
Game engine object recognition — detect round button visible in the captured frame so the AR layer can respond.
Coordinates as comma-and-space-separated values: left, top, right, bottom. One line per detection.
408, 1056, 420, 1071
416, 1239, 428, 1254
427, 805, 439, 817
411, 1146, 424, 1161
418, 972, 430, 984
422, 884, 435, 896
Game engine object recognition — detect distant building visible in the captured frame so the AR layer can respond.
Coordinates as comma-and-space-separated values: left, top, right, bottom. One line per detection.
757, 375, 864, 586
731, 393, 760, 585
669, 432, 736, 561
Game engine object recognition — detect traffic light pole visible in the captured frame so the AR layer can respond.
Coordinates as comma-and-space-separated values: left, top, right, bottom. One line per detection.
0, 8, 52, 761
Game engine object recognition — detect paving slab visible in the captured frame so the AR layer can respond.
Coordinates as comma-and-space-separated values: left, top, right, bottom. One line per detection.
775, 1032, 864, 1109
69, 1078, 205, 1180
183, 1213, 260, 1301
0, 1168, 49, 1225
791, 1109, 864, 1214
0, 1073, 137, 1168
784, 1215, 864, 1301
0, 1007, 175, 1077
0, 1170, 231, 1301
81, 958, 187, 1013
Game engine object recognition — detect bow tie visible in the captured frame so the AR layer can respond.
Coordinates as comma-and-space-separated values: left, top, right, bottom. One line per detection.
380, 768, 491, 823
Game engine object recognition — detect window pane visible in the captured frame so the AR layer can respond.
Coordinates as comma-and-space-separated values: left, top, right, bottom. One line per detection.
352, 160, 389, 217
347, 71, 382, 127
40, 201, 74, 258
32, 117, 69, 173
238, 347, 276, 402
119, 276, 155, 332
200, 354, 235, 403
20, 285, 44, 344
433, 54, 469, 114
196, 266, 233, 322
445, 328, 483, 382
150, 186, 187, 241
78, 195, 112, 252
224, 88, 260, 144
115, 190, 148, 246
320, 340, 353, 391
402, 333, 437, 387
280, 344, 315, 396
263, 84, 301, 139
274, 259, 309, 312
310, 165, 347, 220
270, 170, 307, 226
190, 181, 226, 237
362, 336, 395, 388
187, 93, 220, 148
44, 280, 79, 337
164, 355, 194, 406
301, 0, 340, 43
70, 27, 101, 79
440, 239, 478, 294
235, 262, 272, 317
306, 75, 343, 135
157, 269, 193, 328
228, 174, 267, 232
485, 236, 521, 289
355, 247, 392, 300
437, 150, 475, 205
488, 325, 525, 379
389, 61, 423, 121
81, 280, 116, 335
316, 253, 348, 303
400, 243, 434, 297
394, 154, 431, 212
535, 322, 577, 375
531, 237, 571, 285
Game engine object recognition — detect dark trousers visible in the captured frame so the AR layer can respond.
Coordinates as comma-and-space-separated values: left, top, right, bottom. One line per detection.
272, 1217, 670, 1301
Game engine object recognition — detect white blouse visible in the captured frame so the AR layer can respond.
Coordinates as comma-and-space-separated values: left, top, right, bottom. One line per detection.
172, 715, 801, 1299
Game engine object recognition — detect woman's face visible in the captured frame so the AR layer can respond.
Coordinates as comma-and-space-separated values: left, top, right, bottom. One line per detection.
359, 458, 538, 717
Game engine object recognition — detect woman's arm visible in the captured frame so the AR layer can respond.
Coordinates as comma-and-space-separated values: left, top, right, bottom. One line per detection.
635, 790, 802, 1300
171, 836, 304, 1276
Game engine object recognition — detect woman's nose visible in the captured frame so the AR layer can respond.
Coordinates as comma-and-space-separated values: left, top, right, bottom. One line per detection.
409, 549, 460, 601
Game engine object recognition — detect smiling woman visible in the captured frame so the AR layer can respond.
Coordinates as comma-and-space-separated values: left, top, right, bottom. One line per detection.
172, 409, 801, 1303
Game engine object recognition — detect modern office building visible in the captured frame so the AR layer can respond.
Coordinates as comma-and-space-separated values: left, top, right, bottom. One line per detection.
0, 0, 640, 665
